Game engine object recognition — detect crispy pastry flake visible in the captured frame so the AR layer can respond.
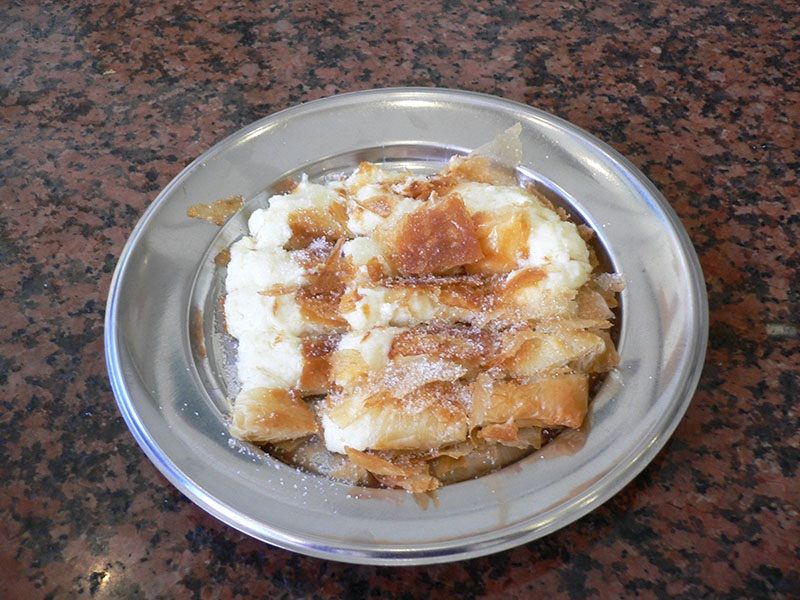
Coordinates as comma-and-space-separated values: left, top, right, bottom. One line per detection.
222, 126, 623, 492
230, 388, 318, 443
187, 195, 244, 225
392, 195, 484, 275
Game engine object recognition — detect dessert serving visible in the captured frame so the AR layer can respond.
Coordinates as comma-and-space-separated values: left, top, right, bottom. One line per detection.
217, 127, 623, 493
109, 89, 706, 561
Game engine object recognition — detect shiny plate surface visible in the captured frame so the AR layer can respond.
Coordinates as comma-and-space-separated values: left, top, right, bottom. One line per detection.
105, 88, 708, 565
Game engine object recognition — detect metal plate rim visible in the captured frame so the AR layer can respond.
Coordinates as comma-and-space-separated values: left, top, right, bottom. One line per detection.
105, 87, 708, 565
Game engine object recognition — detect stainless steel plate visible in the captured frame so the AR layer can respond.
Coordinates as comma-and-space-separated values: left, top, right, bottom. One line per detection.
105, 88, 708, 565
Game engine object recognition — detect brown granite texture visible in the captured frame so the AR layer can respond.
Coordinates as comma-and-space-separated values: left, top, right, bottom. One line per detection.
1, 0, 798, 597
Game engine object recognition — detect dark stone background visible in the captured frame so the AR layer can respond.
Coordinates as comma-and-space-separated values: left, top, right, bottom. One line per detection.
1, 1, 797, 598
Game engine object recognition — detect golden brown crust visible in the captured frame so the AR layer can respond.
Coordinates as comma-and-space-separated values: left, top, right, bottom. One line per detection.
392, 195, 484, 275
230, 388, 319, 443
467, 208, 531, 274
330, 348, 370, 387
189, 307, 206, 359
270, 178, 300, 195
328, 381, 469, 451
385, 321, 610, 381
296, 239, 351, 327
299, 336, 338, 394
345, 447, 410, 477
578, 330, 620, 373
445, 154, 517, 186
374, 471, 441, 493
295, 238, 337, 270
353, 194, 397, 217
575, 287, 615, 321
501, 330, 606, 377
286, 202, 349, 250
390, 324, 488, 368
345, 448, 440, 493
187, 195, 244, 226
226, 148, 623, 492
478, 421, 519, 443
470, 373, 589, 430
214, 247, 231, 267
403, 175, 458, 200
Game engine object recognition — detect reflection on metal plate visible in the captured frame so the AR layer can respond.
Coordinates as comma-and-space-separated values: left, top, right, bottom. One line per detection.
105, 88, 707, 565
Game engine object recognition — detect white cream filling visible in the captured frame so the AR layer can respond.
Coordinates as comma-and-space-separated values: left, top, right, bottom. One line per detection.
341, 287, 449, 331
346, 195, 419, 237
456, 181, 591, 290
521, 219, 591, 291
235, 332, 303, 391
225, 289, 318, 339
341, 237, 392, 278
226, 166, 596, 454
225, 236, 306, 293
248, 179, 343, 249
321, 411, 377, 454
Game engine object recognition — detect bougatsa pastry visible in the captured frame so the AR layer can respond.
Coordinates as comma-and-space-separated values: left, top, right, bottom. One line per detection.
214, 126, 623, 493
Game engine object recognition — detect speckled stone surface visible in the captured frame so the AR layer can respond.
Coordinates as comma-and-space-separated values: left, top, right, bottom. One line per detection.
2, 0, 798, 597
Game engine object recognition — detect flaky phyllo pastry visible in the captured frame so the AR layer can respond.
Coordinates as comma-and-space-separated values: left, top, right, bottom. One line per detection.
222, 126, 623, 493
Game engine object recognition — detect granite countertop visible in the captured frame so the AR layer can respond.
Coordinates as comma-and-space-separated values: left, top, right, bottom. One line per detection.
2, 0, 798, 597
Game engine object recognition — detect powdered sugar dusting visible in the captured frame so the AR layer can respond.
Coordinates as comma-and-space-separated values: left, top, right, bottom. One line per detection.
221, 130, 622, 492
